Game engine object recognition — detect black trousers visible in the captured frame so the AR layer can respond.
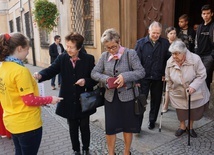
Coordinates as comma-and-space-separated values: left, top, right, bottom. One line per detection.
200, 55, 214, 90
67, 116, 90, 152
140, 79, 163, 125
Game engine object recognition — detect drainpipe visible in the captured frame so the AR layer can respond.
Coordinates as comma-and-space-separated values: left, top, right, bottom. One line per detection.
20, 0, 24, 33
27, 0, 36, 66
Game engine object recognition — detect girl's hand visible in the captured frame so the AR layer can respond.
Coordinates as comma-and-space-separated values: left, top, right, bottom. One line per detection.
51, 96, 63, 104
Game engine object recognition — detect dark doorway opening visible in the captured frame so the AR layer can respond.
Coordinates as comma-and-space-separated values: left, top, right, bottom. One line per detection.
174, 0, 214, 28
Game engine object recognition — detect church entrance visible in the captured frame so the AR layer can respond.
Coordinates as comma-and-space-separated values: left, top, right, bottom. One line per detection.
174, 0, 213, 28
136, 0, 213, 39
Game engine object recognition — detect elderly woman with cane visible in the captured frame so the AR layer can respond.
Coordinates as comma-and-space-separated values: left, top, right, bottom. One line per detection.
165, 39, 210, 138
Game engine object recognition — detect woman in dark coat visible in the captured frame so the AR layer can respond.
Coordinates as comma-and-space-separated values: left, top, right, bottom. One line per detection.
34, 32, 97, 155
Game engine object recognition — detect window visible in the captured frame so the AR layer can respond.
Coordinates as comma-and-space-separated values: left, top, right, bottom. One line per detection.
39, 29, 49, 48
71, 0, 94, 45
16, 16, 21, 32
24, 12, 31, 39
9, 20, 14, 32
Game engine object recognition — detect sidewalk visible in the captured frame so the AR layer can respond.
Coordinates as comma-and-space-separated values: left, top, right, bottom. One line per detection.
0, 64, 214, 155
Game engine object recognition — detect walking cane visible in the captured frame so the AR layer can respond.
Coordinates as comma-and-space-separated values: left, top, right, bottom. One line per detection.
159, 81, 166, 132
159, 111, 163, 132
188, 91, 191, 146
159, 94, 164, 132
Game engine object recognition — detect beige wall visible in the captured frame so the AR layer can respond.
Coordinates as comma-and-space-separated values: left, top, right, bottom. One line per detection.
100, 0, 137, 49
85, 0, 101, 63
0, 14, 8, 33
120, 0, 137, 49
1, 0, 103, 67
26, 0, 72, 68
0, 0, 8, 33
86, 19, 101, 63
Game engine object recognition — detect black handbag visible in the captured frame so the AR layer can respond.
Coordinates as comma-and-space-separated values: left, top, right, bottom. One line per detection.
80, 87, 105, 112
127, 52, 147, 115
133, 89, 147, 115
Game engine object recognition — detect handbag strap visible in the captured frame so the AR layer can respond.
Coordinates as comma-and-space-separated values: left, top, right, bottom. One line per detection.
127, 52, 137, 98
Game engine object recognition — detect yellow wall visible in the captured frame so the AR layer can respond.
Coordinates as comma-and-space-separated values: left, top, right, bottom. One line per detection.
3, 0, 104, 67
86, 19, 101, 63
0, 15, 8, 33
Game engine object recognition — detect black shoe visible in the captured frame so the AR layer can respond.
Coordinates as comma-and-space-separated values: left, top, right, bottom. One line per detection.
187, 128, 197, 138
148, 122, 155, 130
74, 151, 81, 155
175, 128, 186, 137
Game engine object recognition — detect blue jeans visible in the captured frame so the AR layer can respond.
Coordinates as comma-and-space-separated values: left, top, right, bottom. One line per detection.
51, 73, 61, 87
12, 127, 42, 155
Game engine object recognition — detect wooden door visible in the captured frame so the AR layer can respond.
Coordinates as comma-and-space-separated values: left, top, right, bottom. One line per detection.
137, 0, 175, 39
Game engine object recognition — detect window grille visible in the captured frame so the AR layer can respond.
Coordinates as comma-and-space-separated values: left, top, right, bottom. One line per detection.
9, 20, 14, 32
71, 0, 94, 46
16, 16, 21, 32
24, 12, 31, 39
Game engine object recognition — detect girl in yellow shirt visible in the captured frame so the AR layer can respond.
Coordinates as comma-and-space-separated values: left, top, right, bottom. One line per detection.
0, 32, 62, 155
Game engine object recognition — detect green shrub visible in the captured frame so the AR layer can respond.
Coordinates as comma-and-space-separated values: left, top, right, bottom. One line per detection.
33, 0, 59, 32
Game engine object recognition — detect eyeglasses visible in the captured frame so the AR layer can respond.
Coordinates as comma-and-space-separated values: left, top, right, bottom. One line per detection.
171, 52, 182, 56
105, 45, 118, 51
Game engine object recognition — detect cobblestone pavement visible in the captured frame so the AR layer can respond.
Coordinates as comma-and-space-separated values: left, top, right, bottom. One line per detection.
44, 105, 142, 155
146, 121, 214, 155
1, 102, 214, 155
0, 105, 142, 155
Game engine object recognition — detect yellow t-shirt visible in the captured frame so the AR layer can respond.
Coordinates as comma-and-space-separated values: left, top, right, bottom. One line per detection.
0, 62, 42, 134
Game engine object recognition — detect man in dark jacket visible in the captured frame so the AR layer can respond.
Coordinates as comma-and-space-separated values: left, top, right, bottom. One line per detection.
135, 21, 170, 130
195, 4, 214, 91
177, 14, 196, 52
49, 35, 64, 90
35, 32, 97, 155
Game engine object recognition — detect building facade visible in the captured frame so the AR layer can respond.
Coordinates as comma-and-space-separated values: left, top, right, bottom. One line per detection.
0, 0, 213, 67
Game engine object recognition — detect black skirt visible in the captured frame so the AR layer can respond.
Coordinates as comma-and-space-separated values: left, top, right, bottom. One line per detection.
104, 91, 141, 135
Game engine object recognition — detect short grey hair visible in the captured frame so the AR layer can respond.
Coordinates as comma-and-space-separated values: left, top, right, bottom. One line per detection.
101, 28, 120, 44
169, 39, 188, 53
148, 21, 162, 30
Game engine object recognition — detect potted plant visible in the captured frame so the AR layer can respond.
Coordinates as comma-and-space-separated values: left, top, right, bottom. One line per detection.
33, 0, 59, 32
